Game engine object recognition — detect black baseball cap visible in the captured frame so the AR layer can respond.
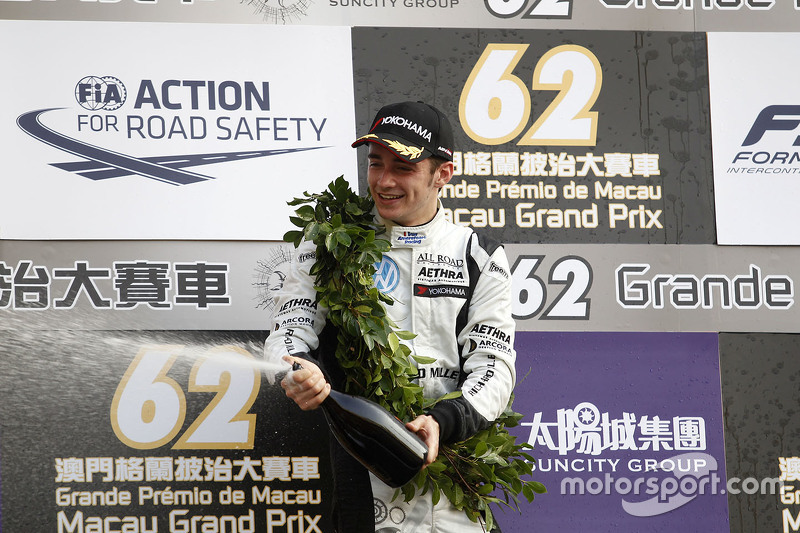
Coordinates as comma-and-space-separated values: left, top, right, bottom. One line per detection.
352, 101, 454, 163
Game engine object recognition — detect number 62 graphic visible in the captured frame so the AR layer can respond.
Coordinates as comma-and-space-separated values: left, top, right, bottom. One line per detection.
459, 43, 601, 146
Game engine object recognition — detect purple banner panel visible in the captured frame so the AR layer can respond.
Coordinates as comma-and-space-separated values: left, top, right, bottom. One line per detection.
500, 332, 728, 532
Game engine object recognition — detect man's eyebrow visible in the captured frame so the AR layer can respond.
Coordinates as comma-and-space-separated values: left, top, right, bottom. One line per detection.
368, 151, 412, 166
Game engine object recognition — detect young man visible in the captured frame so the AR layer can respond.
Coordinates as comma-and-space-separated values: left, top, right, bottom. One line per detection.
264, 101, 517, 532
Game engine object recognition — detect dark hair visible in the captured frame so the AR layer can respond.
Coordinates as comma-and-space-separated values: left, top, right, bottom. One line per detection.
428, 155, 450, 173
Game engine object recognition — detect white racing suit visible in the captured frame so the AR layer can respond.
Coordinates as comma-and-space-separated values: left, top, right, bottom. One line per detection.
264, 204, 517, 532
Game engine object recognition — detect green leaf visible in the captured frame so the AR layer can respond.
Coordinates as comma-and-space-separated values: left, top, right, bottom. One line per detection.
431, 483, 441, 505
522, 484, 536, 502
395, 330, 417, 341
425, 461, 447, 475
282, 230, 303, 245
315, 203, 328, 222
363, 334, 374, 351
388, 334, 400, 354
324, 232, 336, 252
484, 510, 495, 531
473, 441, 488, 458
289, 216, 306, 228
401, 482, 415, 502
452, 483, 464, 506
304, 222, 320, 240
295, 205, 315, 221
281, 177, 545, 523
345, 201, 363, 215
477, 483, 495, 495
439, 391, 463, 401
336, 230, 352, 246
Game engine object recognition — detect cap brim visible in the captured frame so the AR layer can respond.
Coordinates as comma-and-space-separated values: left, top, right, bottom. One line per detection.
352, 133, 432, 164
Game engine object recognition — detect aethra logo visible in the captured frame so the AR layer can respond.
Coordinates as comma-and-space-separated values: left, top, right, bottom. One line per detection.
373, 256, 399, 294
75, 76, 127, 111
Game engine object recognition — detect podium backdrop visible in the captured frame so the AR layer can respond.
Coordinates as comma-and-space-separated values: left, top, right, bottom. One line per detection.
2, 5, 800, 532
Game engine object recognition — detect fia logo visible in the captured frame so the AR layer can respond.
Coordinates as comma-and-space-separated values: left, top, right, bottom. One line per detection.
373, 256, 400, 294
75, 76, 127, 111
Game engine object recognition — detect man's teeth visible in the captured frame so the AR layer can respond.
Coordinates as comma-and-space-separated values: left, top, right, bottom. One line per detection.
381, 194, 402, 199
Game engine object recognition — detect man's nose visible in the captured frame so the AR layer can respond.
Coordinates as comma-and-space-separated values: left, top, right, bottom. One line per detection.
374, 169, 396, 188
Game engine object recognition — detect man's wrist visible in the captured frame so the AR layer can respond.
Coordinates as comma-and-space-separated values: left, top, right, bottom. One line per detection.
428, 403, 456, 444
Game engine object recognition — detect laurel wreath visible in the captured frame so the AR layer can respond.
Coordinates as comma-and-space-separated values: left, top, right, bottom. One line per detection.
283, 176, 545, 530
384, 139, 425, 160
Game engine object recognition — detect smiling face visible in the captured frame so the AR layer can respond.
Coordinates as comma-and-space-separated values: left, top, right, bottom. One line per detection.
366, 144, 453, 227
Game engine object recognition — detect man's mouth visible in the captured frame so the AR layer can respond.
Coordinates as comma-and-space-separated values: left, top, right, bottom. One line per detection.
378, 193, 403, 200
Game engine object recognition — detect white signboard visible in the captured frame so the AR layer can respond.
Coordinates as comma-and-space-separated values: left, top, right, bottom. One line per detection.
0, 20, 357, 240
1, 241, 797, 333
4, 0, 800, 32
708, 32, 800, 245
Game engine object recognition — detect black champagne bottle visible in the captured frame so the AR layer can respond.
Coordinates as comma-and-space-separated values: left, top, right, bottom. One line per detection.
292, 363, 428, 488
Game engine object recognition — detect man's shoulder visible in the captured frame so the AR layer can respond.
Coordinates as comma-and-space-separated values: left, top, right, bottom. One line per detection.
433, 213, 505, 263
463, 230, 511, 284
468, 230, 504, 258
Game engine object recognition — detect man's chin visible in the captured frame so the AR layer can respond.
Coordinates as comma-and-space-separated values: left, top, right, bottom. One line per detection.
375, 205, 399, 220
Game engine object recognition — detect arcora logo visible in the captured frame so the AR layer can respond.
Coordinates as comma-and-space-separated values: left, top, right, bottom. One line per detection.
75, 76, 127, 111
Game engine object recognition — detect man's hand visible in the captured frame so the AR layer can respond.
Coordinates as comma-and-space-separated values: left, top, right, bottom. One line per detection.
406, 415, 440, 466
281, 356, 331, 411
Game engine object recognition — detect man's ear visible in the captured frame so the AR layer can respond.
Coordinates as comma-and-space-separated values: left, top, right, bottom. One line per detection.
434, 161, 454, 188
